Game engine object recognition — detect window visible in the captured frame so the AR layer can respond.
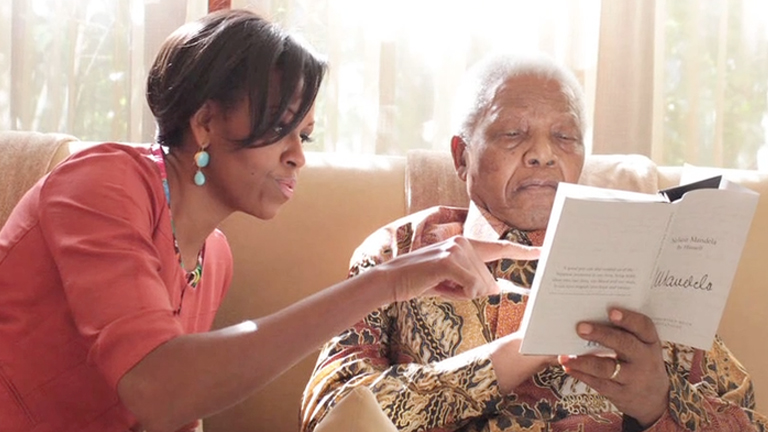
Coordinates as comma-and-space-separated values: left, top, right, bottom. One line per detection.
0, 0, 206, 142
2, 0, 767, 169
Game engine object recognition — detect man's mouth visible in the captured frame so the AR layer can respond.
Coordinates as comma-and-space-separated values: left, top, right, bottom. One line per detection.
516, 178, 560, 191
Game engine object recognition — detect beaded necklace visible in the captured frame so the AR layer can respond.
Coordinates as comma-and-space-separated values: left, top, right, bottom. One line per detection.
149, 145, 204, 298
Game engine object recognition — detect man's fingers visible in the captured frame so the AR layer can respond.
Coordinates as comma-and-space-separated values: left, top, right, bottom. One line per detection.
560, 354, 624, 383
575, 310, 660, 359
466, 237, 541, 262
575, 321, 636, 357
608, 308, 659, 345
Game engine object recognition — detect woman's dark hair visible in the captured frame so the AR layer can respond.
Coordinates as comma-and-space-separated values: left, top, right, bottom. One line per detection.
146, 9, 327, 148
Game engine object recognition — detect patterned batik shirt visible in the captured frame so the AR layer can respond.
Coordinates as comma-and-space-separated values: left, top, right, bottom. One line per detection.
301, 204, 767, 432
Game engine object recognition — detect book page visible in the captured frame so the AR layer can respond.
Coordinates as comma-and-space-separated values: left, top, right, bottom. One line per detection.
645, 188, 758, 349
519, 183, 670, 355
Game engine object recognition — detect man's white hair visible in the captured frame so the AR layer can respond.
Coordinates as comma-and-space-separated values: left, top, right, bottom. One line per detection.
450, 51, 587, 141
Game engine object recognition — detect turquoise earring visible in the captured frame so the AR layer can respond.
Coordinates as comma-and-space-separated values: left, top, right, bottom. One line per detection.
194, 145, 210, 186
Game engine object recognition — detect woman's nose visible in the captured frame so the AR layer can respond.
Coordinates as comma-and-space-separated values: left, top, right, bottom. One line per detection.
284, 133, 306, 168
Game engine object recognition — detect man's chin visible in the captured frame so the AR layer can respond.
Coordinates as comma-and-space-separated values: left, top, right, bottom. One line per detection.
501, 205, 553, 231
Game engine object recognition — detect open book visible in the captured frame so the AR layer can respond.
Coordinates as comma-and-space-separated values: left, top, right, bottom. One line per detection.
518, 174, 759, 355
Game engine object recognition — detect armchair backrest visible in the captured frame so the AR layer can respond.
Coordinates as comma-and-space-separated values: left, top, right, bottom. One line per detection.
0, 131, 78, 227
405, 149, 660, 213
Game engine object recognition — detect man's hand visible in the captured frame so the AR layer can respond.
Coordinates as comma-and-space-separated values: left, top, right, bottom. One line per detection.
490, 331, 558, 394
558, 308, 670, 427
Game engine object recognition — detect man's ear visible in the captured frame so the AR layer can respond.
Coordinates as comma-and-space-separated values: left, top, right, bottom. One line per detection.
450, 135, 469, 182
189, 101, 214, 147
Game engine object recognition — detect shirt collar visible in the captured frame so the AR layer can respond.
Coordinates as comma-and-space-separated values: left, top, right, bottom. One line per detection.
462, 201, 512, 241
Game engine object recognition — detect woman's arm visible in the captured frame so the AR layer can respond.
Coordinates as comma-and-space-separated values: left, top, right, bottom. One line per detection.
117, 236, 540, 432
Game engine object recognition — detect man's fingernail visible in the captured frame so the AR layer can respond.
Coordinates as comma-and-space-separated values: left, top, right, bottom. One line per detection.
610, 309, 623, 323
577, 323, 593, 335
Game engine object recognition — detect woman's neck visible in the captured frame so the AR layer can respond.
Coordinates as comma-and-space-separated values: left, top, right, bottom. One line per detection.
163, 148, 229, 270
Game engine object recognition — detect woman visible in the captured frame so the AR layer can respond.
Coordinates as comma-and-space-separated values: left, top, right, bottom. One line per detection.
0, 9, 538, 432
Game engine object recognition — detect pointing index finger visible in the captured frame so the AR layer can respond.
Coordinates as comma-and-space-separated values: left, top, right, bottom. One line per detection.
467, 238, 541, 263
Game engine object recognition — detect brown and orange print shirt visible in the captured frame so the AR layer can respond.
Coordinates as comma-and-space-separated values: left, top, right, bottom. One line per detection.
301, 204, 766, 432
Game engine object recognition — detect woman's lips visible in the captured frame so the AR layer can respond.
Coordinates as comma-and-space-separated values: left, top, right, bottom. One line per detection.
276, 178, 297, 199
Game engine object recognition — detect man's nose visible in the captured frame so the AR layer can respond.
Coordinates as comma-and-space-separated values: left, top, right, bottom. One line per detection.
524, 136, 556, 167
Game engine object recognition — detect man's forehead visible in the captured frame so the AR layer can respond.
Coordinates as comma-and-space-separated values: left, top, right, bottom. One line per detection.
491, 75, 569, 103
484, 98, 578, 123
496, 73, 559, 89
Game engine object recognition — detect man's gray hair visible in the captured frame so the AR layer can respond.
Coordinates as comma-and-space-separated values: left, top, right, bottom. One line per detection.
450, 51, 587, 141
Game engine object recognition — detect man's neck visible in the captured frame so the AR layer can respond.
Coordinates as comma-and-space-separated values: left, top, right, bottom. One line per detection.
462, 202, 513, 240
462, 202, 547, 246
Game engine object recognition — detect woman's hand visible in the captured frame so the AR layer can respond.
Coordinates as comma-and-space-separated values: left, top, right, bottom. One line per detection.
376, 235, 540, 302
558, 308, 670, 427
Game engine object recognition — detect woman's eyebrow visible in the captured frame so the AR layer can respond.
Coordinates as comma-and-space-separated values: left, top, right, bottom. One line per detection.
269, 107, 298, 119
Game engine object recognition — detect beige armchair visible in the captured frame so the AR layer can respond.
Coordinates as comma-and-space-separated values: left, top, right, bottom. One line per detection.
0, 131, 77, 225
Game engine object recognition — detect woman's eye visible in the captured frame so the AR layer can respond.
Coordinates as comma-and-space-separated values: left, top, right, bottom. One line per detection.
300, 133, 314, 144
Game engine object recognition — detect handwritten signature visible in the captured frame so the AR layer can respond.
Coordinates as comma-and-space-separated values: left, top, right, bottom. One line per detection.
652, 270, 713, 291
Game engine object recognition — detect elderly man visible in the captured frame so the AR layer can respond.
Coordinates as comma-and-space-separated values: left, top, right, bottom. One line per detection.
301, 52, 767, 432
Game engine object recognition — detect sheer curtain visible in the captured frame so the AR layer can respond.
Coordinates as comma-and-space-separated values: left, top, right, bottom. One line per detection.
2, 0, 767, 169
235, 0, 601, 155
595, 0, 768, 170
235, 0, 768, 169
0, 0, 207, 143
